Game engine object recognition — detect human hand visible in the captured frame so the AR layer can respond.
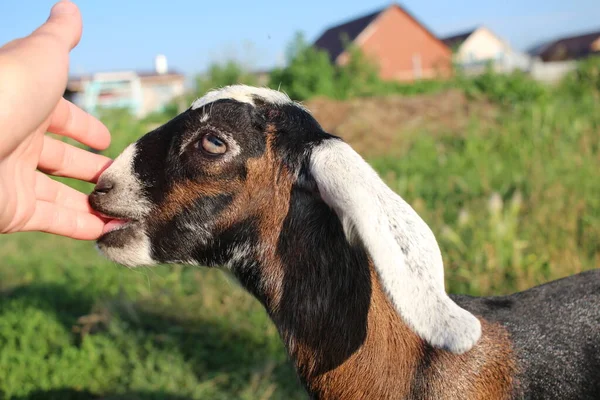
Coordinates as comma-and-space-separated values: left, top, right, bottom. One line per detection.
0, 0, 112, 240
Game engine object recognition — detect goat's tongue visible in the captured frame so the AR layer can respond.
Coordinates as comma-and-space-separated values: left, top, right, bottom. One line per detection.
102, 219, 129, 234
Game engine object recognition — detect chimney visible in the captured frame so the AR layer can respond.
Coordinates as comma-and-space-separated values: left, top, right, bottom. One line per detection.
155, 54, 168, 75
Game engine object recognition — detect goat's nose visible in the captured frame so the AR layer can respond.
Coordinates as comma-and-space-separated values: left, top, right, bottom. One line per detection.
92, 179, 115, 196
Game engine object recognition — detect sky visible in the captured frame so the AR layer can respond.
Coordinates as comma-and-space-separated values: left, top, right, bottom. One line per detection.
1, 0, 599, 78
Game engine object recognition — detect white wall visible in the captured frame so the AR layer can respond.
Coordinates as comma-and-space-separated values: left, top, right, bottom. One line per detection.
454, 27, 538, 75
529, 59, 577, 83
455, 27, 509, 65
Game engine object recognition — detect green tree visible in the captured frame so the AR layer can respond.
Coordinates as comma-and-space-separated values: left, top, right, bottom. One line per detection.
334, 41, 381, 99
269, 32, 336, 100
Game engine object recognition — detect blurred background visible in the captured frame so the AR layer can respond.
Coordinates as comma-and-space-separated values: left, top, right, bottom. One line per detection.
0, 1, 599, 399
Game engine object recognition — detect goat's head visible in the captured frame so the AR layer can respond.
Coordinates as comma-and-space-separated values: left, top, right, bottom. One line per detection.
89, 85, 481, 354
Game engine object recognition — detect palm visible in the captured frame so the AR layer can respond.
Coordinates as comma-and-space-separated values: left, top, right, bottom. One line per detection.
0, 101, 112, 239
2, 126, 46, 233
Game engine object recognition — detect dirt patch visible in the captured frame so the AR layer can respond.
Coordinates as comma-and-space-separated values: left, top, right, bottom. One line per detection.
304, 90, 498, 157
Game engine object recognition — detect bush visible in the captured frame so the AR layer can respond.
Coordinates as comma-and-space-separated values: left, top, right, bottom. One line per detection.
457, 66, 549, 105
269, 32, 337, 100
559, 55, 600, 99
269, 31, 387, 100
332, 43, 381, 98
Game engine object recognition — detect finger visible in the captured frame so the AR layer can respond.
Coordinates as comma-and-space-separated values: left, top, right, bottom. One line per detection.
21, 200, 105, 240
38, 135, 113, 183
48, 98, 111, 150
35, 172, 95, 213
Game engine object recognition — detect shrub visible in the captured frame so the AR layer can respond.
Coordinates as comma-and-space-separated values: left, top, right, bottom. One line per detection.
268, 32, 337, 100
559, 55, 600, 99
457, 66, 549, 105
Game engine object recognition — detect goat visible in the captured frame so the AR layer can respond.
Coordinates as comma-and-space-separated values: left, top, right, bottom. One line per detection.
89, 85, 600, 400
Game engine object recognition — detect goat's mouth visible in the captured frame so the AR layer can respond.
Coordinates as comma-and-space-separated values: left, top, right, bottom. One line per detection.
92, 208, 155, 267
102, 218, 135, 235
96, 211, 141, 237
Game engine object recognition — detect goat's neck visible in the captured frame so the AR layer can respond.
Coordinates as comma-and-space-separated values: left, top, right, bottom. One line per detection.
243, 190, 423, 398
233, 189, 516, 399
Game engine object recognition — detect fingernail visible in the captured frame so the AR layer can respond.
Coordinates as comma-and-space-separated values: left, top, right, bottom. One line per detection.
50, 1, 77, 16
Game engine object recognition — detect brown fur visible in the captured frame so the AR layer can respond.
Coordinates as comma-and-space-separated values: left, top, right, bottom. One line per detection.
157, 179, 241, 222
296, 264, 422, 399
233, 131, 293, 308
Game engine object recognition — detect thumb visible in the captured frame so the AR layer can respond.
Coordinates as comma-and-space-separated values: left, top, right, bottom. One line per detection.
32, 0, 83, 51
0, 1, 83, 149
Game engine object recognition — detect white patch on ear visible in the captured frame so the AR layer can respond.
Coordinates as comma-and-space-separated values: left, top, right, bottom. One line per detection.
310, 140, 481, 354
191, 84, 305, 111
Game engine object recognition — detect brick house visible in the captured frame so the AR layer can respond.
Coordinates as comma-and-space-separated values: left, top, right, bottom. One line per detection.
313, 3, 452, 81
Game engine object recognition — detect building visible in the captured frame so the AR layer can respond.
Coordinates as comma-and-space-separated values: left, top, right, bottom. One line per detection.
65, 55, 186, 118
313, 3, 452, 82
529, 29, 600, 62
442, 26, 531, 74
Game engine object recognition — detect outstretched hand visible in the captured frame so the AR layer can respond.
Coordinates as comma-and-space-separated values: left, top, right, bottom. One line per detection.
0, 0, 112, 240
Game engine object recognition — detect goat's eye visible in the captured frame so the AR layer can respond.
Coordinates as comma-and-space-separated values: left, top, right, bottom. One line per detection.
198, 134, 227, 155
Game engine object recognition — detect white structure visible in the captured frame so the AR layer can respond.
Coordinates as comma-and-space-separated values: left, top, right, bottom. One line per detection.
155, 54, 168, 75
66, 55, 186, 118
442, 26, 532, 74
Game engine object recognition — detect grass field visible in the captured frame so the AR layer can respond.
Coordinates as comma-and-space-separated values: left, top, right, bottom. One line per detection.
1, 71, 599, 399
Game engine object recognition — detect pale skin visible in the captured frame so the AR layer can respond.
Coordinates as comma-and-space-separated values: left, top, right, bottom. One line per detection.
0, 0, 112, 240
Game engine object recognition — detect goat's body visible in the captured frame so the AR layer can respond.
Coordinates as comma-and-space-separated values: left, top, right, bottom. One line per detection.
90, 85, 600, 400
453, 269, 600, 399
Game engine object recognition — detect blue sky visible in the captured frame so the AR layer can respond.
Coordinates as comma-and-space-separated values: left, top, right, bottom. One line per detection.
1, 0, 599, 78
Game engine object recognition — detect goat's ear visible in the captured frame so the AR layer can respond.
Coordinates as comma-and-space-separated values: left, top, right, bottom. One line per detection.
309, 139, 481, 354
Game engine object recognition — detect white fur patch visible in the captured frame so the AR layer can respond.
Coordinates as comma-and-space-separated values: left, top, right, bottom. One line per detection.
95, 143, 156, 267
97, 228, 155, 267
310, 140, 481, 354
225, 243, 253, 270
98, 144, 151, 219
191, 84, 302, 110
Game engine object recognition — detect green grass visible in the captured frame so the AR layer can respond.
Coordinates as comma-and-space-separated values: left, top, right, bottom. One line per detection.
1, 67, 599, 399
0, 233, 305, 400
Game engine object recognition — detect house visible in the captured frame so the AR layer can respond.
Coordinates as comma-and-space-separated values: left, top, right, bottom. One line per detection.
442, 26, 531, 74
313, 3, 452, 82
65, 55, 186, 118
529, 29, 600, 62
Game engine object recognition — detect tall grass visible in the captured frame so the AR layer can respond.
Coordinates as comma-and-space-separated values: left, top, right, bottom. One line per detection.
370, 92, 600, 295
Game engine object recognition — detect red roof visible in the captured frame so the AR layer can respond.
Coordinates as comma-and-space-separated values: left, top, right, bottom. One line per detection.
312, 3, 448, 63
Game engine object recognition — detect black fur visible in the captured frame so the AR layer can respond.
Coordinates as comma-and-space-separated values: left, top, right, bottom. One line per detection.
452, 270, 600, 399
274, 185, 371, 379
